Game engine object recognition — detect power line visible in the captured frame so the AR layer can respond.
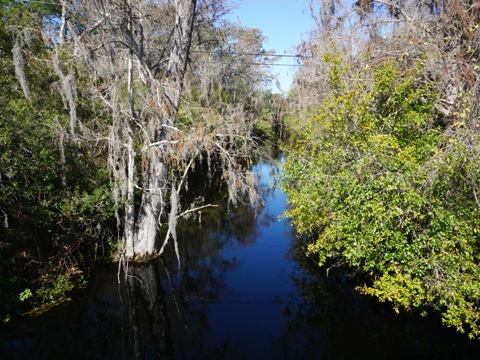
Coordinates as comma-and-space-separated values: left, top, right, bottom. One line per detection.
191, 50, 306, 67
193, 60, 302, 67
237, 0, 317, 5
191, 50, 302, 58
191, 50, 305, 67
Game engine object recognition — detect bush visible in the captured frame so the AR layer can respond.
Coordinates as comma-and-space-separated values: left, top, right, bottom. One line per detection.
282, 54, 480, 338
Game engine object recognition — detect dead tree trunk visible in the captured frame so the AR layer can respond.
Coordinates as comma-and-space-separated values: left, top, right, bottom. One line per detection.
129, 0, 197, 259
124, 0, 138, 259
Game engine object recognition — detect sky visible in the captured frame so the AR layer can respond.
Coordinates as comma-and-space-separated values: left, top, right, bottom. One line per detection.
227, 0, 317, 93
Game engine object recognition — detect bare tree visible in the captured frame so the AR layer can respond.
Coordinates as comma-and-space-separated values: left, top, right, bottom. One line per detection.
61, 0, 200, 260
33, 0, 260, 261
295, 0, 480, 122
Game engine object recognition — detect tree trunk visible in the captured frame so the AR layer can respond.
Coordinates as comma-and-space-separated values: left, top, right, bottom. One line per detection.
129, 0, 197, 259
125, 0, 137, 259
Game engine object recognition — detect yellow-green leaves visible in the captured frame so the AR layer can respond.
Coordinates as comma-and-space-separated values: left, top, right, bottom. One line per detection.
282, 57, 480, 339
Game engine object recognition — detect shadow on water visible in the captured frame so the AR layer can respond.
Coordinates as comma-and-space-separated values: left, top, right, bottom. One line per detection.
2, 156, 480, 359
279, 236, 480, 360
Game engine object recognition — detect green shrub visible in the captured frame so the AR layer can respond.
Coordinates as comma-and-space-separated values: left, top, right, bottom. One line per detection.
282, 54, 480, 338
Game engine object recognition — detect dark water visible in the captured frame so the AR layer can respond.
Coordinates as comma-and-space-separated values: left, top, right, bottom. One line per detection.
2, 159, 480, 359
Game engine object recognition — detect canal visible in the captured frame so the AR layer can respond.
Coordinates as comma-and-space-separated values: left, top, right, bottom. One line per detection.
2, 158, 480, 359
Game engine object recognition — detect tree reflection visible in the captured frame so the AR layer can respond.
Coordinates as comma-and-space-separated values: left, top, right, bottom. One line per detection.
120, 194, 262, 359
124, 262, 173, 360
0, 158, 284, 360
156, 189, 265, 358
148, 159, 280, 358
277, 236, 480, 360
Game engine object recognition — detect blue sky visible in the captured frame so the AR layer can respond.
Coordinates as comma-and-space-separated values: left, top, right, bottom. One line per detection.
227, 0, 317, 93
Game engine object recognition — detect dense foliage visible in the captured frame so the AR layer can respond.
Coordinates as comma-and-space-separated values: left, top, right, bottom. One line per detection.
0, 2, 116, 323
283, 0, 480, 339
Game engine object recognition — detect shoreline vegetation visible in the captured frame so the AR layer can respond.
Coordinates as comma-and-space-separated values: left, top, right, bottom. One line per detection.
281, 0, 480, 340
2, 0, 480, 342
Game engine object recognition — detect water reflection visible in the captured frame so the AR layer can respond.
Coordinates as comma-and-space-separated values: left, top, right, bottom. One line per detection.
2, 158, 480, 359
157, 158, 286, 359
126, 263, 173, 359
279, 233, 480, 359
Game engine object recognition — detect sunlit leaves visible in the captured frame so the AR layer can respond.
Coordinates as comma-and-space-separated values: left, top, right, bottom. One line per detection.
282, 53, 480, 339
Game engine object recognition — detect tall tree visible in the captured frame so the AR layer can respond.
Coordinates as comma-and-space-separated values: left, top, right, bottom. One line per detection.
10, 0, 261, 261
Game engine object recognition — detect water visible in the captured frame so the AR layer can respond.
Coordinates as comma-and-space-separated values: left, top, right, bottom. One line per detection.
2, 159, 480, 359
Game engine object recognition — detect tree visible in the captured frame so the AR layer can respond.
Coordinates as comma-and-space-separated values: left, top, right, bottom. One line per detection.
8, 0, 264, 261
284, 0, 480, 338
0, 0, 116, 321
186, 24, 274, 109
